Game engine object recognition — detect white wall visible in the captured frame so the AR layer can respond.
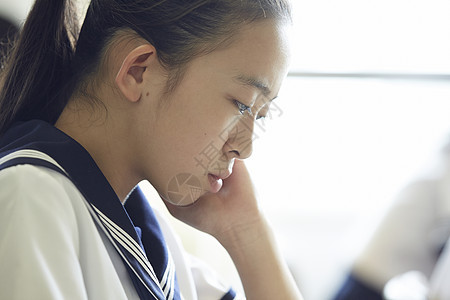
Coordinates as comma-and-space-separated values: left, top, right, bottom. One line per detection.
0, 0, 33, 24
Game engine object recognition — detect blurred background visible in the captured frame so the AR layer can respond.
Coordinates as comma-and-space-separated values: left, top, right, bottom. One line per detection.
2, 0, 450, 299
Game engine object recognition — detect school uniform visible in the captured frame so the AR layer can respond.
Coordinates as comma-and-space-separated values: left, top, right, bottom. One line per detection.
0, 120, 238, 300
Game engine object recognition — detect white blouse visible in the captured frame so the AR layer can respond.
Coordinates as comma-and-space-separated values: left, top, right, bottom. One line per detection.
0, 164, 235, 300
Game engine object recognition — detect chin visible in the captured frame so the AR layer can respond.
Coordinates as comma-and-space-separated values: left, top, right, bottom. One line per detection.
161, 193, 202, 207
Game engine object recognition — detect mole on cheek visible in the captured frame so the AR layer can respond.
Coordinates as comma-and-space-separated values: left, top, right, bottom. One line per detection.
146, 92, 150, 96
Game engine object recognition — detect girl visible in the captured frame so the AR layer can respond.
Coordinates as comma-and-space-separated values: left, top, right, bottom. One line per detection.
0, 0, 302, 299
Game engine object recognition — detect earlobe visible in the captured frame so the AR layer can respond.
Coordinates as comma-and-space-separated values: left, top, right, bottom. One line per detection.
115, 44, 155, 103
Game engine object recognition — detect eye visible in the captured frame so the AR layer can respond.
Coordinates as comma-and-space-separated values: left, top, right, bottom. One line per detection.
234, 99, 252, 115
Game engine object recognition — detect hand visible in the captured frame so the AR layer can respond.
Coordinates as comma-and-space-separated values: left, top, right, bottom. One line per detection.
162, 159, 263, 244
163, 160, 303, 299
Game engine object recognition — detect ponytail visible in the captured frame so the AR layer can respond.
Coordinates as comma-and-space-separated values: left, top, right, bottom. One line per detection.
0, 0, 79, 135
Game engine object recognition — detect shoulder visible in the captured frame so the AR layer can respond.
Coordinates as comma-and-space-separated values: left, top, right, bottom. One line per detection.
0, 163, 79, 200
0, 164, 83, 238
0, 165, 95, 299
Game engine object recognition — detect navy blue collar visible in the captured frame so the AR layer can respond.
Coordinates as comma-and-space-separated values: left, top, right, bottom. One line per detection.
0, 120, 140, 243
0, 120, 180, 300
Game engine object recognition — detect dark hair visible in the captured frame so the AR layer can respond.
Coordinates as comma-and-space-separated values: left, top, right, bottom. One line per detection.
0, 0, 291, 135
0, 16, 19, 54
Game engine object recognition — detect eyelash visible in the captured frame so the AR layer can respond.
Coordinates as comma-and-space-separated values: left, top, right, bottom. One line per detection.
233, 99, 267, 120
234, 100, 252, 115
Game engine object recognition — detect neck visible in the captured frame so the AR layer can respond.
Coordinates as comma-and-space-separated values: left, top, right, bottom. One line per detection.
55, 98, 141, 202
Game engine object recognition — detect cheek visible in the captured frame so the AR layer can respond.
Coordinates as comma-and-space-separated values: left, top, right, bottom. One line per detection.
150, 120, 236, 205
178, 109, 232, 148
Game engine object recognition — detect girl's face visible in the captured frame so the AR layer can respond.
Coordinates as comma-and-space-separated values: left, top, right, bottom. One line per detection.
134, 20, 291, 206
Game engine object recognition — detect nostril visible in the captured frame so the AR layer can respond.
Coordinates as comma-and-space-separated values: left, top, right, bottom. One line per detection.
230, 150, 240, 157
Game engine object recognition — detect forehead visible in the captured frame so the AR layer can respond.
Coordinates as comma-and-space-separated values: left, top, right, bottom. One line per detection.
188, 20, 291, 97
227, 20, 290, 82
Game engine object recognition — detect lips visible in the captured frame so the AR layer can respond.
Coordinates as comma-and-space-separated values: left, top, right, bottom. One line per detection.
206, 162, 233, 193
208, 174, 223, 193
213, 171, 231, 181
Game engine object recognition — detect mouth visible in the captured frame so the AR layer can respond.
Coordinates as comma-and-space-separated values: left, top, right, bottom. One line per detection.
207, 171, 233, 193
207, 174, 223, 193
206, 161, 233, 193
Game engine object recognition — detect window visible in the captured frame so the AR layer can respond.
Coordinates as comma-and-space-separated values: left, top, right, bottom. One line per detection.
245, 1, 450, 299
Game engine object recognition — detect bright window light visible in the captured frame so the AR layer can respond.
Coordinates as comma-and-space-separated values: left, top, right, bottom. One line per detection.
289, 0, 450, 73
244, 1, 450, 299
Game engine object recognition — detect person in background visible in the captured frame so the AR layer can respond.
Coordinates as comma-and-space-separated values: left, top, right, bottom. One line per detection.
332, 140, 450, 300
0, 0, 302, 299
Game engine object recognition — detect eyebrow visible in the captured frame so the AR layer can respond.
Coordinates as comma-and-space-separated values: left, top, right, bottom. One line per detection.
234, 74, 274, 100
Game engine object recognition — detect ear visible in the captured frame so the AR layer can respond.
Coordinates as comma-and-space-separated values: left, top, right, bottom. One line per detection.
115, 44, 155, 102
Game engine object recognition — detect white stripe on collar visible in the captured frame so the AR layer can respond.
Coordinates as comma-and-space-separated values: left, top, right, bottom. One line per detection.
87, 204, 162, 299
0, 149, 165, 299
93, 206, 161, 285
0, 149, 67, 175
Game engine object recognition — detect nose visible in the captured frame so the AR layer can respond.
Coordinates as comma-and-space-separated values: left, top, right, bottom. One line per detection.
223, 116, 254, 160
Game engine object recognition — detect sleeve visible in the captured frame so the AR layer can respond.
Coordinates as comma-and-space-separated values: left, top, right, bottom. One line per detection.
0, 165, 88, 300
